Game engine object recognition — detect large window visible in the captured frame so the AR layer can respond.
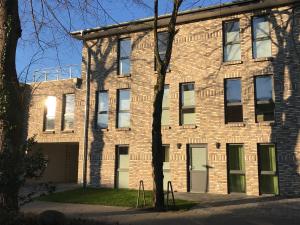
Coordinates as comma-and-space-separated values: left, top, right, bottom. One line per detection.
117, 89, 131, 128
223, 20, 241, 62
225, 78, 243, 123
253, 16, 271, 58
227, 144, 245, 193
258, 144, 279, 195
255, 75, 274, 122
96, 91, 109, 128
63, 94, 75, 130
118, 39, 131, 75
44, 96, 56, 131
180, 83, 195, 125
162, 85, 170, 126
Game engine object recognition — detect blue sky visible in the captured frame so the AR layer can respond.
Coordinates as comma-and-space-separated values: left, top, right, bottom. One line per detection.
16, 0, 233, 82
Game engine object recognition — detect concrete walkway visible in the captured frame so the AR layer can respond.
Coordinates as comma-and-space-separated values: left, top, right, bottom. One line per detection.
22, 195, 300, 225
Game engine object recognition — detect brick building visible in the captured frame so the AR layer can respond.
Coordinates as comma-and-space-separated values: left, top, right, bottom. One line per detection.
27, 0, 300, 196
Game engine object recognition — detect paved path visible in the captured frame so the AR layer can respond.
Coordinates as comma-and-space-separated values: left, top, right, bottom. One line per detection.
22, 196, 300, 225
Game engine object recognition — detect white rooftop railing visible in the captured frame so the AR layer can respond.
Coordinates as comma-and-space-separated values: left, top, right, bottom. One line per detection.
32, 65, 81, 82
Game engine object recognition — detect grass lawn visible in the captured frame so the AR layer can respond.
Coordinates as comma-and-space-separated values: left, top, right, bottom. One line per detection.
37, 188, 197, 210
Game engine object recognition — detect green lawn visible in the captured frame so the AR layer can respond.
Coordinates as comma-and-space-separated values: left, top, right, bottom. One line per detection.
37, 188, 197, 210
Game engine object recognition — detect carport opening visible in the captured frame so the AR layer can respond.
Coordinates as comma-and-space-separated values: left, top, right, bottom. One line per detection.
33, 142, 79, 183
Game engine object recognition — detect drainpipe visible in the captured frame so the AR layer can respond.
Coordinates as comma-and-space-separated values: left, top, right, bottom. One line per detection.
82, 35, 91, 191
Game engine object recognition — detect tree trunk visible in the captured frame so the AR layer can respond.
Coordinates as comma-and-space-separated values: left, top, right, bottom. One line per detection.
0, 0, 23, 211
152, 0, 182, 210
151, 69, 165, 210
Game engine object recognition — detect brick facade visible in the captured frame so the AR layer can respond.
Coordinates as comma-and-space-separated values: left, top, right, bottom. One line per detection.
27, 0, 300, 196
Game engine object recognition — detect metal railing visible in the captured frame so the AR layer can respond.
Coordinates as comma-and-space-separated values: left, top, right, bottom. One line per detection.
32, 64, 81, 82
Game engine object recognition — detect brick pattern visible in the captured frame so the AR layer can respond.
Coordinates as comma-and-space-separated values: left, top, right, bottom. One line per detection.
27, 4, 300, 196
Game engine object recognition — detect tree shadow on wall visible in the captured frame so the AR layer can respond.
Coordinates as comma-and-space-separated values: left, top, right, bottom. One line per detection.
269, 4, 300, 196
84, 31, 150, 188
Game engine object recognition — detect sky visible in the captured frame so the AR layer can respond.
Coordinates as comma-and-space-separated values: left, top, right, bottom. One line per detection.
16, 0, 233, 82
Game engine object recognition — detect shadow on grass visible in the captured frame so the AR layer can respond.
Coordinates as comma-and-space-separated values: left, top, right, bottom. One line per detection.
36, 187, 196, 211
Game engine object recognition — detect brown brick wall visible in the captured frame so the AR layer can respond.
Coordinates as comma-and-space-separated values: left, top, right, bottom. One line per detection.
27, 4, 300, 196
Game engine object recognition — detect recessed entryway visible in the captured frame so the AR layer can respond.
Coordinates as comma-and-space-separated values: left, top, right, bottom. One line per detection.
32, 143, 79, 183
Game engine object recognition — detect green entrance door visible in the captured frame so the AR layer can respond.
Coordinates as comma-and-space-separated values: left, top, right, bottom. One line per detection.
117, 146, 129, 188
258, 144, 279, 195
227, 144, 246, 193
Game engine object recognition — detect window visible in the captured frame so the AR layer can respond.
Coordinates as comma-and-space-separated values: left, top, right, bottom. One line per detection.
117, 89, 131, 128
253, 16, 271, 58
96, 91, 109, 128
225, 79, 243, 123
44, 96, 56, 131
162, 145, 170, 165
227, 144, 245, 193
118, 39, 131, 75
258, 144, 279, 195
162, 85, 170, 126
63, 94, 75, 130
255, 76, 274, 122
158, 32, 168, 61
223, 20, 241, 62
155, 32, 169, 70
180, 83, 195, 125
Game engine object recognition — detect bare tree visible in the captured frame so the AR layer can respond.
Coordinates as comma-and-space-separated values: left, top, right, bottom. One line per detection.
0, 0, 110, 213
0, 0, 204, 213
0, 0, 153, 213
152, 0, 183, 209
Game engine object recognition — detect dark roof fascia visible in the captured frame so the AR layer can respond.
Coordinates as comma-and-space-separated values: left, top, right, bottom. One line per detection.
70, 0, 298, 40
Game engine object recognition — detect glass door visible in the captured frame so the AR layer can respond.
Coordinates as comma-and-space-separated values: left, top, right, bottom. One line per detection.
258, 144, 278, 195
227, 144, 246, 193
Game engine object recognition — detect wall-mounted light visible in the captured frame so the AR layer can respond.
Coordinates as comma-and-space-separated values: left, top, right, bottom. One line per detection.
177, 143, 182, 149
216, 142, 221, 149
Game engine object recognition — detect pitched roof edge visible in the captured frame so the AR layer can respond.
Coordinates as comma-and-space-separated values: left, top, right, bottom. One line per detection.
70, 0, 298, 40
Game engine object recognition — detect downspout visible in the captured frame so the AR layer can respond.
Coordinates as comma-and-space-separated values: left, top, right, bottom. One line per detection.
81, 31, 91, 191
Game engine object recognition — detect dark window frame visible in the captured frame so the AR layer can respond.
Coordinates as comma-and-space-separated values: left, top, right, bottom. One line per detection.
223, 19, 241, 62
251, 15, 272, 59
118, 38, 132, 76
224, 78, 243, 123
257, 143, 279, 195
95, 90, 109, 129
226, 143, 246, 194
254, 75, 275, 123
62, 93, 75, 131
179, 82, 196, 126
116, 88, 131, 128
